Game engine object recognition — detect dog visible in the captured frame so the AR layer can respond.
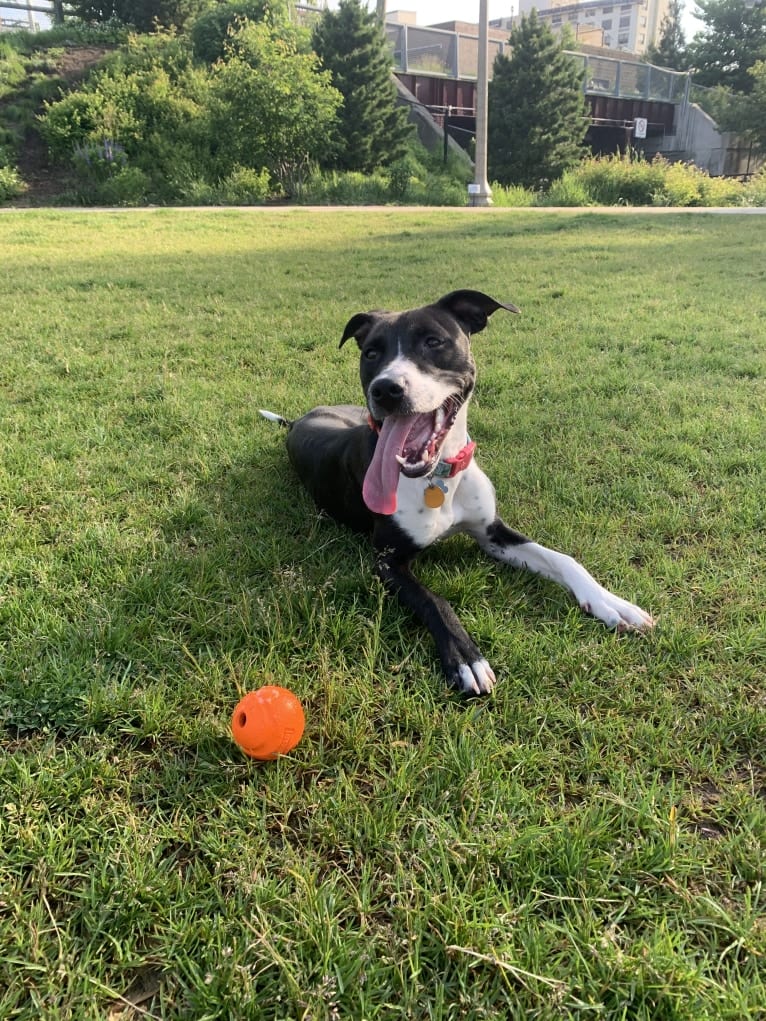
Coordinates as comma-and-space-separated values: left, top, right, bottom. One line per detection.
261, 289, 654, 694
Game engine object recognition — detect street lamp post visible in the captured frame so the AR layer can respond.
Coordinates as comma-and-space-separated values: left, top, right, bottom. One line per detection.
471, 0, 493, 206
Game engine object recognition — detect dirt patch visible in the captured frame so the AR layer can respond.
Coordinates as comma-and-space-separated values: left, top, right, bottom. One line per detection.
55, 44, 112, 83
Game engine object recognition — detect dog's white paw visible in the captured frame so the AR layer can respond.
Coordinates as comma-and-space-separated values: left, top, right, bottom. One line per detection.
457, 659, 497, 695
581, 586, 655, 633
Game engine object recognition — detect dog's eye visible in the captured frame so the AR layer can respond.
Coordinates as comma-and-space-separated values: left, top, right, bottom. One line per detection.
425, 335, 446, 349
363, 346, 380, 360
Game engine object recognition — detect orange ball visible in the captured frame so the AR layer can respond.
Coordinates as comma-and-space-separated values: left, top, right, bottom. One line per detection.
231, 686, 305, 760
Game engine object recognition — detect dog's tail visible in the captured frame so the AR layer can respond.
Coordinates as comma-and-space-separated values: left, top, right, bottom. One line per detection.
259, 409, 291, 429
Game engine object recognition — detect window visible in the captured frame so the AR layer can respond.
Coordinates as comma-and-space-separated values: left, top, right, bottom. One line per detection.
619, 15, 631, 26
602, 18, 612, 28
617, 30, 629, 43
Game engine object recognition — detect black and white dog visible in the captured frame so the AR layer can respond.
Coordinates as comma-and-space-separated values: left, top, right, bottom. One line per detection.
262, 290, 654, 694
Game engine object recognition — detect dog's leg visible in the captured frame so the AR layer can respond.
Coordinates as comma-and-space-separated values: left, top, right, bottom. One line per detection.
474, 519, 655, 632
375, 545, 496, 695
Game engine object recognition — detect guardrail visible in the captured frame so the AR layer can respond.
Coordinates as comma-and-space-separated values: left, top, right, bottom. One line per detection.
385, 21, 690, 105
0, 1, 72, 23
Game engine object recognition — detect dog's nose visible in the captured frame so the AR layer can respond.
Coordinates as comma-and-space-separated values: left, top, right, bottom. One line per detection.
370, 378, 405, 408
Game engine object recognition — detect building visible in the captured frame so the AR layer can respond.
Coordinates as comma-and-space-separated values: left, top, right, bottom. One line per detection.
492, 0, 671, 56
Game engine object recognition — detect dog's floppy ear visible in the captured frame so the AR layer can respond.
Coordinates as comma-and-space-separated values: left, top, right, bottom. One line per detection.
339, 312, 377, 349
435, 289, 520, 335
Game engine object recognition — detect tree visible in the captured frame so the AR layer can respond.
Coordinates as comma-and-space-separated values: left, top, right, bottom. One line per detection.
488, 12, 588, 189
311, 0, 411, 173
210, 21, 342, 192
69, 0, 208, 31
190, 0, 294, 65
745, 60, 766, 149
646, 0, 688, 70
687, 0, 766, 93
712, 59, 766, 150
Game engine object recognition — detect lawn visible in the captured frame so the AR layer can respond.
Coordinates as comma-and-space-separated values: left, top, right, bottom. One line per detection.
1, 208, 764, 1020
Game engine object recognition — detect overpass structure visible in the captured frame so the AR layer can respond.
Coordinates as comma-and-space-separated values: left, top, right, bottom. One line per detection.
386, 20, 690, 158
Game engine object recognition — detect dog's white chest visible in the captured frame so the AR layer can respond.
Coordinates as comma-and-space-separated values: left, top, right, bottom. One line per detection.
393, 464, 496, 548
394, 476, 458, 546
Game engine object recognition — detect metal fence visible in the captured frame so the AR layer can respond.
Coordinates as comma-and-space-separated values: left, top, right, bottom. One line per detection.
569, 52, 689, 103
385, 21, 690, 104
385, 23, 506, 80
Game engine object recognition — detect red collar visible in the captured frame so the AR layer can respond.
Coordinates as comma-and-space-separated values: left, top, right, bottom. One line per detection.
368, 415, 476, 478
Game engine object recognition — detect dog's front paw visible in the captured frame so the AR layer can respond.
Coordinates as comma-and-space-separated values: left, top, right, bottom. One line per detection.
581, 586, 655, 633
451, 658, 497, 696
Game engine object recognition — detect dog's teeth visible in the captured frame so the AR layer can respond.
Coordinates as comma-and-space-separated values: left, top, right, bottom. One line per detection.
395, 455, 407, 467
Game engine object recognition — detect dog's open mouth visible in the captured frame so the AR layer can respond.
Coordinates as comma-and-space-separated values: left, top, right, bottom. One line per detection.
394, 395, 461, 477
363, 395, 462, 515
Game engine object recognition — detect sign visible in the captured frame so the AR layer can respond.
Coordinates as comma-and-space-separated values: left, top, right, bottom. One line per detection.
634, 117, 648, 139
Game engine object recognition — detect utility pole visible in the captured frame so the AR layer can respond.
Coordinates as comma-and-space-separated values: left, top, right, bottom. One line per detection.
471, 0, 493, 206
376, 0, 385, 23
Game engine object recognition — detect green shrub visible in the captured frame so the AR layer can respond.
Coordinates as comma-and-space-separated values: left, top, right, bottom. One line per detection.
190, 0, 293, 64
537, 170, 593, 206
209, 22, 340, 195
574, 152, 667, 205
652, 160, 705, 206
386, 154, 420, 201
215, 165, 271, 204
72, 136, 128, 182
489, 182, 536, 207
699, 172, 746, 206
300, 169, 390, 205
0, 165, 26, 202
40, 35, 215, 202
90, 165, 151, 205
415, 174, 466, 206
744, 166, 766, 206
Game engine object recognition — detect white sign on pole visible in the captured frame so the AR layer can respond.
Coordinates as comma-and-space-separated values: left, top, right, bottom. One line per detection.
634, 117, 648, 139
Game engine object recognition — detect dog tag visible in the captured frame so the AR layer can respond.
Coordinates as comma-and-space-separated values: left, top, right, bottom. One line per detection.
424, 483, 446, 508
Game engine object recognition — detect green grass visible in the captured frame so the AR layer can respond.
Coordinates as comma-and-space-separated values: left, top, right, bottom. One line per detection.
1, 208, 764, 1020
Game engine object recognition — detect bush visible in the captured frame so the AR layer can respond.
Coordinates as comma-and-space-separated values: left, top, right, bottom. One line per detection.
40, 35, 215, 201
386, 154, 420, 201
0, 165, 26, 202
415, 174, 467, 206
698, 172, 746, 206
489, 183, 536, 207
651, 159, 705, 206
86, 165, 151, 205
72, 136, 128, 182
209, 22, 341, 194
744, 166, 766, 206
536, 170, 593, 206
215, 165, 271, 204
574, 152, 667, 205
190, 1, 282, 64
299, 169, 390, 205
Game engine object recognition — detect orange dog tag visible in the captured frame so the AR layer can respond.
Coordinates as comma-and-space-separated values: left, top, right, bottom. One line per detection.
424, 484, 445, 508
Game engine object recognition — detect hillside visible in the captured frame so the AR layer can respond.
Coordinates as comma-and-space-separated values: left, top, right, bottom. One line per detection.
0, 42, 110, 204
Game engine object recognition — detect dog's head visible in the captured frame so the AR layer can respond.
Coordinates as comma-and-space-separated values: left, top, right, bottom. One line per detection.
339, 290, 519, 514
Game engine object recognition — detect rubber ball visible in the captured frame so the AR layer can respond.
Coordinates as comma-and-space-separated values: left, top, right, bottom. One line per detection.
231, 686, 305, 760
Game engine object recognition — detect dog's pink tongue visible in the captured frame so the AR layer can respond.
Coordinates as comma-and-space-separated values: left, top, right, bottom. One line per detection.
363, 416, 413, 515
